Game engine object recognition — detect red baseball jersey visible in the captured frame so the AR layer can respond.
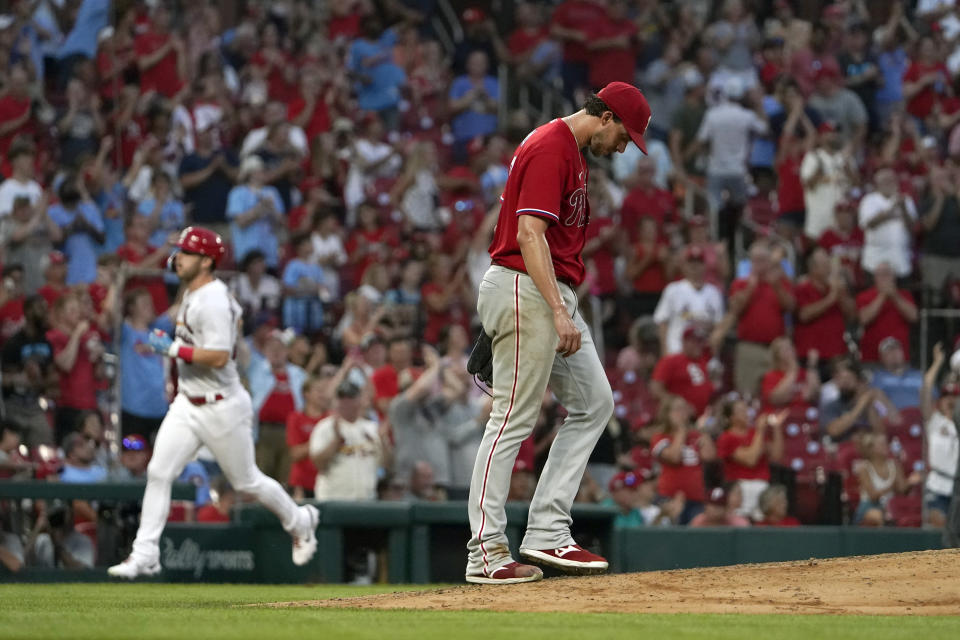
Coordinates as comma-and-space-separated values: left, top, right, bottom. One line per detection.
793, 278, 846, 360
855, 287, 914, 363
489, 119, 590, 286
729, 277, 792, 344
651, 353, 714, 416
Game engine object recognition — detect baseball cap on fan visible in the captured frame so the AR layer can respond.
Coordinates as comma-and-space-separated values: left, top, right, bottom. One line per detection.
707, 486, 728, 506
596, 82, 652, 154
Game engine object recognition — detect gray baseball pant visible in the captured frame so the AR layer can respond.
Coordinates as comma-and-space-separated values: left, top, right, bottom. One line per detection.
465, 265, 614, 577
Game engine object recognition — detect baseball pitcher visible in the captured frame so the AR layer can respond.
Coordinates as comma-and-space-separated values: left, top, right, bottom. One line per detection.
465, 82, 652, 584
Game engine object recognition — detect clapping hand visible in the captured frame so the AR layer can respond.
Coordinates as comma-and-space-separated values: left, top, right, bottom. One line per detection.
422, 344, 440, 368
147, 329, 173, 355
766, 409, 789, 430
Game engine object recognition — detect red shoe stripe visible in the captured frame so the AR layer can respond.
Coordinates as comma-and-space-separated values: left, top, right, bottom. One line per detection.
477, 274, 521, 575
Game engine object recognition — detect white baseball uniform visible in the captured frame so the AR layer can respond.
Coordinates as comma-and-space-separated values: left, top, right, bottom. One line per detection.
308, 415, 382, 501
652, 278, 724, 354
129, 278, 308, 564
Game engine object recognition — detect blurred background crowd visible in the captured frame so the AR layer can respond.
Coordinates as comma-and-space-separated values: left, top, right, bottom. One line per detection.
3, 0, 960, 572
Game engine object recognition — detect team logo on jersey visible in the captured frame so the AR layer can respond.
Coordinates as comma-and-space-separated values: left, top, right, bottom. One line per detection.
687, 363, 706, 385
563, 186, 587, 228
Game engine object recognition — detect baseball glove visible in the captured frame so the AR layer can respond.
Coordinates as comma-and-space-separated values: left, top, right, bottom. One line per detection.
467, 327, 494, 387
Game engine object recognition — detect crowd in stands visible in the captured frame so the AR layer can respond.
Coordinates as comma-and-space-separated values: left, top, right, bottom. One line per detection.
3, 0, 960, 571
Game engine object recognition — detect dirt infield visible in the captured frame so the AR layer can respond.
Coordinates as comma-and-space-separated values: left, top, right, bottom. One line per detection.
270, 549, 960, 616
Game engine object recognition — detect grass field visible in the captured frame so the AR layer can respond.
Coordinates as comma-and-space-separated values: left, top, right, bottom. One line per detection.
1, 583, 959, 640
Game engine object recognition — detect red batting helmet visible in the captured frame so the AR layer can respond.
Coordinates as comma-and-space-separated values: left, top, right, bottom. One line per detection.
176, 226, 226, 265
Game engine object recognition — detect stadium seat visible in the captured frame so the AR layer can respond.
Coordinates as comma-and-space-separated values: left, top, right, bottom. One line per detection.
834, 440, 864, 518
610, 369, 656, 429
73, 520, 98, 566
782, 423, 813, 459
786, 439, 829, 484
167, 501, 193, 523
784, 405, 820, 437
793, 483, 823, 525
888, 406, 924, 442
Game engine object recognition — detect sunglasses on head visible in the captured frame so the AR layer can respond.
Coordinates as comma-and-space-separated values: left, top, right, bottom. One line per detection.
621, 472, 640, 488
122, 436, 147, 452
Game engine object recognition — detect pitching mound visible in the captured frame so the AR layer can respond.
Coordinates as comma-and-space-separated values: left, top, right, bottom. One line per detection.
270, 549, 960, 615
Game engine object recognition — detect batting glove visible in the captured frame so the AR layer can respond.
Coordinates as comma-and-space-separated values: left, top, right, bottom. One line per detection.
148, 329, 174, 355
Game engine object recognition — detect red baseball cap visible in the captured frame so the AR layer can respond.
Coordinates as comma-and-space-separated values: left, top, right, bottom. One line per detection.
814, 62, 841, 82
48, 251, 66, 265
684, 245, 706, 261
462, 8, 486, 24
823, 3, 845, 18
683, 325, 708, 342
707, 486, 727, 506
818, 120, 837, 134
596, 82, 652, 154
122, 434, 149, 452
609, 468, 655, 492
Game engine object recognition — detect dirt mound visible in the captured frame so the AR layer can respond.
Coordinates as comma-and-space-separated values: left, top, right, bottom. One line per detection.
271, 549, 960, 616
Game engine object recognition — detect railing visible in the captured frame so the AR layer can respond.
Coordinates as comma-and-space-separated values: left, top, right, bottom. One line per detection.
919, 308, 960, 373
0, 481, 194, 501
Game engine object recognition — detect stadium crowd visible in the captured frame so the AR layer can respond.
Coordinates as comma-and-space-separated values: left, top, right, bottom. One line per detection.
3, 0, 960, 571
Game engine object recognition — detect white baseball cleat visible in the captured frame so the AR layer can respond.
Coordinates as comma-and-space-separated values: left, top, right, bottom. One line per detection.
292, 504, 319, 566
107, 556, 162, 579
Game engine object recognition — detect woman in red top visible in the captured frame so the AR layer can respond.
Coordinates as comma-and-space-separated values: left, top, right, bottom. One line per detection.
627, 217, 672, 316
116, 215, 172, 315
760, 337, 821, 413
716, 396, 786, 519
775, 85, 816, 232
249, 22, 296, 103
47, 294, 103, 444
345, 202, 397, 288
650, 395, 716, 524
286, 375, 333, 501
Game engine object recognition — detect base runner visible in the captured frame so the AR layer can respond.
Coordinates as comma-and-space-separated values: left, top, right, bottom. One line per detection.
109, 227, 318, 578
